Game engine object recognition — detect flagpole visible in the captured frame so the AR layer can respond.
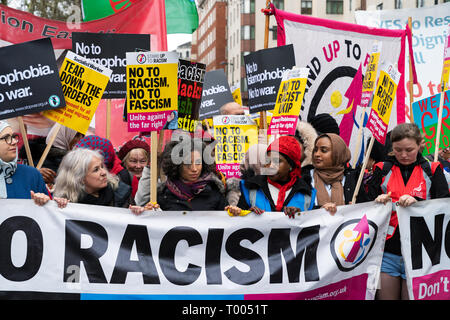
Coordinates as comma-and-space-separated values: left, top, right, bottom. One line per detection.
260, 0, 272, 144
408, 17, 415, 123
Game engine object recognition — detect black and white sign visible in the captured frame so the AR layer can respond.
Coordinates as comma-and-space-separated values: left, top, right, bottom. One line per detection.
244, 45, 296, 113
72, 32, 151, 99
199, 69, 234, 120
0, 38, 65, 120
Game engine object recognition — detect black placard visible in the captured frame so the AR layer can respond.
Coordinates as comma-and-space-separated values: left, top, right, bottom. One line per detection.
72, 32, 151, 99
0, 38, 65, 120
199, 69, 234, 120
244, 45, 296, 113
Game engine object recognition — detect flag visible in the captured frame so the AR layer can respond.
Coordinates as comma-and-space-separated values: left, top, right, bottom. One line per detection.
271, 3, 413, 160
82, 0, 198, 34
0, 0, 167, 51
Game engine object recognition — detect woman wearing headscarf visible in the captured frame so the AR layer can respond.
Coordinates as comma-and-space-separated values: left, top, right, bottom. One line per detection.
307, 133, 367, 214
0, 120, 48, 200
228, 135, 315, 218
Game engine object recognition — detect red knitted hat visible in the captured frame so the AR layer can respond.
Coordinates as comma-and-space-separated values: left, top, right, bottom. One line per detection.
267, 135, 302, 169
118, 139, 150, 160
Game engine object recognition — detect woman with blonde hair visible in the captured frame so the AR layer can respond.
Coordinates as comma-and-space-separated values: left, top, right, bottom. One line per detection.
31, 148, 156, 213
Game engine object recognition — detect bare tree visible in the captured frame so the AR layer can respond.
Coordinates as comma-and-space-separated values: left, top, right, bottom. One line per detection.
19, 0, 82, 21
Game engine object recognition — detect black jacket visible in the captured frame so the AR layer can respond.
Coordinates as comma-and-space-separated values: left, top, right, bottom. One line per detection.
236, 174, 314, 211
158, 176, 228, 211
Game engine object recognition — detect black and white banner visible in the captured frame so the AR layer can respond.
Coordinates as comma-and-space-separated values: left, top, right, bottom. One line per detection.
0, 200, 390, 300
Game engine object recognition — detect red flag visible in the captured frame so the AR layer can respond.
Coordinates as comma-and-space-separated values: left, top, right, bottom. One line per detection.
0, 0, 167, 50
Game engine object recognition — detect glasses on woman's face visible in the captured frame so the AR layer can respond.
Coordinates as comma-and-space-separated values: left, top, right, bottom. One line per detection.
0, 133, 19, 145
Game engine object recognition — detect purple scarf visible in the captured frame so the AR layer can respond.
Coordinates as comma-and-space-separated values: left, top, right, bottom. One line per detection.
166, 173, 213, 201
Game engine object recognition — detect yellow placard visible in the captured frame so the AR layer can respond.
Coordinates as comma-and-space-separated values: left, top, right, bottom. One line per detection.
363, 52, 381, 93
371, 70, 398, 125
272, 77, 307, 117
44, 51, 112, 134
232, 86, 243, 106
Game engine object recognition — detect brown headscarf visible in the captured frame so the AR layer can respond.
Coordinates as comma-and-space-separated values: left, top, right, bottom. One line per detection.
313, 133, 351, 206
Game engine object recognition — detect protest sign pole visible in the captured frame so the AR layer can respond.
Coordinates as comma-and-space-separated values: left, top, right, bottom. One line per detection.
17, 116, 34, 167
352, 135, 375, 204
259, 0, 271, 143
408, 17, 415, 123
150, 130, 158, 203
434, 83, 446, 162
106, 99, 111, 140
36, 123, 61, 170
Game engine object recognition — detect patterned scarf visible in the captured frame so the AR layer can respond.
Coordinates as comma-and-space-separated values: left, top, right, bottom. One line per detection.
166, 173, 213, 201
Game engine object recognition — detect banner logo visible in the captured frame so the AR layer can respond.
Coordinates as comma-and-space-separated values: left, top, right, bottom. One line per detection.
48, 95, 61, 107
136, 54, 146, 64
222, 116, 230, 124
330, 215, 378, 271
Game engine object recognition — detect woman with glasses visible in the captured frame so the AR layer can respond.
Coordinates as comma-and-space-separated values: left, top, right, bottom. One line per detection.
0, 120, 48, 200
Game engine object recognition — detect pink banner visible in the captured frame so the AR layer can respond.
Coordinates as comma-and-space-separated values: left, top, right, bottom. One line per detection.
413, 270, 450, 300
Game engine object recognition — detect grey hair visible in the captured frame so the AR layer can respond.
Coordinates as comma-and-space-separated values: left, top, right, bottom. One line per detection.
53, 148, 118, 202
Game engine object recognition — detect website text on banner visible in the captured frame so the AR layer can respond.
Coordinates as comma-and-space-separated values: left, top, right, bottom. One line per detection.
0, 1, 167, 51
126, 51, 179, 132
43, 51, 112, 135
355, 3, 450, 106
0, 200, 390, 300
398, 198, 450, 300
214, 115, 258, 179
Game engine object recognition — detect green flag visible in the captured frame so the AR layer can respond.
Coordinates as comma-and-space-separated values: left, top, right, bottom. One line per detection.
81, 0, 198, 34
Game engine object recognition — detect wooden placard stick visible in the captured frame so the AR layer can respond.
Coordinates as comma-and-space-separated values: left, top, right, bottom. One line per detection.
150, 130, 158, 203
36, 123, 61, 170
408, 17, 415, 123
106, 99, 111, 140
17, 116, 34, 167
352, 135, 375, 204
434, 83, 446, 162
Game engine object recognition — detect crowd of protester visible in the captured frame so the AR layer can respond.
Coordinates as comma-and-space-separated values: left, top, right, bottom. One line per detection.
1, 105, 450, 300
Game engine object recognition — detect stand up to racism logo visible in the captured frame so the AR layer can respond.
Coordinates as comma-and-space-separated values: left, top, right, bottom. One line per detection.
330, 215, 378, 271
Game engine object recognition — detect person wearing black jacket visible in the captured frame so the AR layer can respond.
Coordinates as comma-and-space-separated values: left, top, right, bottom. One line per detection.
157, 138, 228, 211
367, 123, 449, 300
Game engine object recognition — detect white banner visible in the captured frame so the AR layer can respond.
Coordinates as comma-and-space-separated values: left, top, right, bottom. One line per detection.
398, 198, 450, 300
355, 3, 450, 112
0, 200, 390, 300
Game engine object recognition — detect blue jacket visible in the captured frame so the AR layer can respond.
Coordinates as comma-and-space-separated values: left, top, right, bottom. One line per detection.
237, 175, 316, 212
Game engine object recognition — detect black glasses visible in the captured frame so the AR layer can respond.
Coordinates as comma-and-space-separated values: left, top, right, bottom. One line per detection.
0, 133, 19, 145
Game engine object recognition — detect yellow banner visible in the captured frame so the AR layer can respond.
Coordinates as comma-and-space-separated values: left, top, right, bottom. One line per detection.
44, 51, 112, 134
371, 69, 398, 125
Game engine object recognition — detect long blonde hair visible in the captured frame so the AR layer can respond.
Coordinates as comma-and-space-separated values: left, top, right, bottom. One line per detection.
53, 148, 118, 202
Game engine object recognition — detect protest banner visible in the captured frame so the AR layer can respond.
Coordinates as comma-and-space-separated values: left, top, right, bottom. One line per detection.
272, 4, 410, 161
0, 38, 65, 120
126, 51, 178, 132
0, 199, 390, 300
72, 32, 151, 99
177, 59, 206, 132
243, 45, 296, 114
199, 69, 234, 120
366, 62, 401, 145
412, 90, 450, 156
362, 42, 382, 109
43, 51, 112, 135
355, 3, 450, 111
268, 67, 309, 136
213, 115, 258, 178
0, 0, 167, 51
397, 198, 450, 300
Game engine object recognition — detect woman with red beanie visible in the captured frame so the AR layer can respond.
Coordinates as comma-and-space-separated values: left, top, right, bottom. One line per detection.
227, 135, 316, 218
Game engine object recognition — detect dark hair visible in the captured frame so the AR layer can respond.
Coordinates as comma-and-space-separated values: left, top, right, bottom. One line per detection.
390, 123, 422, 146
161, 137, 216, 181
